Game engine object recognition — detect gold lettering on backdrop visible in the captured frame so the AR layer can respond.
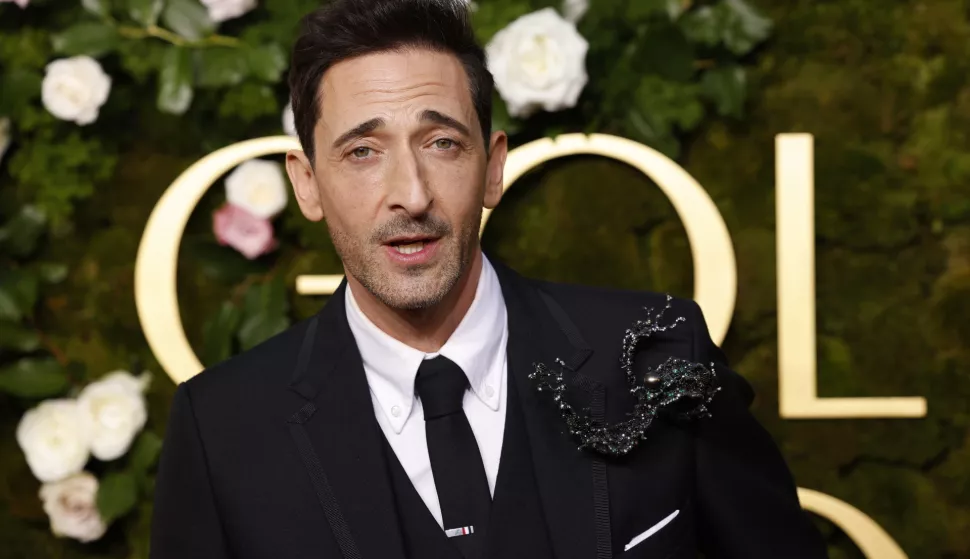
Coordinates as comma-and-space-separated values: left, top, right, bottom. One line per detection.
775, 134, 927, 419
135, 133, 913, 558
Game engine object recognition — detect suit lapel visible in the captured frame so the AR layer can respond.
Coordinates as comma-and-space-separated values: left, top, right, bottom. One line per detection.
286, 283, 406, 559
492, 261, 599, 559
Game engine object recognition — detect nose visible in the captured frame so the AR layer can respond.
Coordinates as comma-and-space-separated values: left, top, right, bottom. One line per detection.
385, 146, 433, 217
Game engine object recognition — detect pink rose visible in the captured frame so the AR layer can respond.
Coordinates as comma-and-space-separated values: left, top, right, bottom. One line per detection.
1, 0, 29, 8
212, 203, 277, 260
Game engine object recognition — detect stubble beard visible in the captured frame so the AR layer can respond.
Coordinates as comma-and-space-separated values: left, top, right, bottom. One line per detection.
327, 209, 481, 311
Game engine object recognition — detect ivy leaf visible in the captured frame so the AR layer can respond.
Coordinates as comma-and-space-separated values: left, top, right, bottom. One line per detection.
157, 47, 194, 115
195, 48, 249, 88
0, 205, 46, 258
0, 358, 69, 399
246, 44, 287, 83
82, 0, 110, 16
0, 321, 41, 352
129, 432, 164, 474
700, 65, 746, 118
0, 269, 39, 321
202, 301, 243, 364
97, 472, 138, 525
719, 0, 772, 56
161, 0, 214, 42
52, 22, 120, 58
129, 0, 166, 27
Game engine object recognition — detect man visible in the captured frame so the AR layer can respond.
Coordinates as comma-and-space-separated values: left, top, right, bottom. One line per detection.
150, 0, 828, 557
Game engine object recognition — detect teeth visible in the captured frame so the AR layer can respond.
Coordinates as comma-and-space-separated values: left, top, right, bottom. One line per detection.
394, 241, 425, 255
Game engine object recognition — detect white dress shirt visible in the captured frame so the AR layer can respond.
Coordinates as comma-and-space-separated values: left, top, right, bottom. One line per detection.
344, 254, 509, 528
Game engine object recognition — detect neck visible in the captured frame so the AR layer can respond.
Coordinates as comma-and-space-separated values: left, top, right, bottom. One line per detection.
347, 251, 483, 353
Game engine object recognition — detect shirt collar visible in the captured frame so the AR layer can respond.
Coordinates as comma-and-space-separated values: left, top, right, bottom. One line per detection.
345, 254, 507, 434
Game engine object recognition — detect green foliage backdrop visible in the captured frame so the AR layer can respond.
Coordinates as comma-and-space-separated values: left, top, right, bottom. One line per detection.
1, 0, 969, 558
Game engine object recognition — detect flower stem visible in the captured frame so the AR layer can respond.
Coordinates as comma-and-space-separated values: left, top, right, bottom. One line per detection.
116, 24, 242, 49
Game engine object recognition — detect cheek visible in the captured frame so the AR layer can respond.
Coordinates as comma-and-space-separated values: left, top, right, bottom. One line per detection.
316, 172, 384, 235
425, 157, 486, 214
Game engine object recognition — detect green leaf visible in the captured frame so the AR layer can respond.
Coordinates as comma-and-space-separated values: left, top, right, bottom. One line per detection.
237, 278, 290, 351
129, 0, 166, 27
243, 276, 288, 319
184, 237, 265, 283
217, 82, 277, 122
202, 301, 243, 364
636, 23, 695, 82
719, 0, 772, 55
0, 205, 46, 258
0, 69, 43, 116
246, 44, 287, 83
679, 6, 719, 46
627, 0, 671, 21
0, 321, 41, 352
700, 65, 746, 118
157, 47, 194, 114
237, 313, 290, 351
0, 269, 39, 321
35, 262, 68, 284
52, 22, 120, 58
129, 432, 163, 474
195, 48, 249, 88
0, 358, 69, 398
97, 472, 138, 524
82, 0, 110, 16
161, 0, 215, 41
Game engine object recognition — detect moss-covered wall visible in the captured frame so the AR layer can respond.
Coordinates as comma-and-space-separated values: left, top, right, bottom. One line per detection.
2, 0, 969, 557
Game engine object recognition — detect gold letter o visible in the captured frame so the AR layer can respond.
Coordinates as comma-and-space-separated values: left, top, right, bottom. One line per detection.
136, 133, 736, 385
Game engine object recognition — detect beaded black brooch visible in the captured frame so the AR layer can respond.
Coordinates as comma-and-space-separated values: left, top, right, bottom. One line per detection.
529, 295, 721, 457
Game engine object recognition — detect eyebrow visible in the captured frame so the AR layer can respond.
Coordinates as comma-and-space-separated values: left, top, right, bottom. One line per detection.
331, 117, 385, 150
330, 110, 473, 151
420, 110, 472, 138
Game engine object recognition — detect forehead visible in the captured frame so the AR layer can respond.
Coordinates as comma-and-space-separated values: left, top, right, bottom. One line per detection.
317, 49, 475, 133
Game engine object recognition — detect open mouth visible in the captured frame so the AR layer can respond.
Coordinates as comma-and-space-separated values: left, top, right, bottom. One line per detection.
391, 240, 428, 255
383, 236, 441, 261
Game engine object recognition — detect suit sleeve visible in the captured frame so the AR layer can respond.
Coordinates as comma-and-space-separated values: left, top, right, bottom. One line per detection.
688, 301, 828, 559
150, 382, 231, 559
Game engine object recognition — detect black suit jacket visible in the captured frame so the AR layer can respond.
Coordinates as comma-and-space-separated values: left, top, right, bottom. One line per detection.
150, 259, 827, 559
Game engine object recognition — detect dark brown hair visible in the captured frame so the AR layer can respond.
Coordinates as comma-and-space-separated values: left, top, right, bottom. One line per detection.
288, 0, 493, 161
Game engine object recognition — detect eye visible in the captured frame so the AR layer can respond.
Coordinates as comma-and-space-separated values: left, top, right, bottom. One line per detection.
433, 138, 457, 150
350, 146, 372, 159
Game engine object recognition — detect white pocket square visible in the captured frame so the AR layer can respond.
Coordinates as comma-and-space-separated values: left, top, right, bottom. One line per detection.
623, 509, 680, 552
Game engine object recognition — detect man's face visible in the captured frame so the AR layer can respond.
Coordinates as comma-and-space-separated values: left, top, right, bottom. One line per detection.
286, 49, 507, 310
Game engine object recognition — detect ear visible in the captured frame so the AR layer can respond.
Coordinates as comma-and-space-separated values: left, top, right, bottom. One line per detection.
285, 149, 324, 222
483, 131, 508, 209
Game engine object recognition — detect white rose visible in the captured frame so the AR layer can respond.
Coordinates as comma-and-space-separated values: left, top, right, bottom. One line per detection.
0, 117, 10, 164
78, 371, 150, 461
39, 472, 108, 543
41, 56, 111, 125
282, 101, 297, 137
201, 0, 256, 23
16, 400, 91, 483
486, 8, 589, 118
225, 159, 288, 220
561, 0, 588, 23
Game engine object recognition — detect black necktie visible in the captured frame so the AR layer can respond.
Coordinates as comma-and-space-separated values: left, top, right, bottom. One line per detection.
415, 355, 491, 559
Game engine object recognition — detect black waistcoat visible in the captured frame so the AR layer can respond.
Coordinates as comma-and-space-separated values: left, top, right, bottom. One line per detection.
383, 369, 556, 559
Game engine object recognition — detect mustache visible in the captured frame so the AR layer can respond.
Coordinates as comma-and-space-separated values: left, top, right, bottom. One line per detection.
371, 214, 452, 244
